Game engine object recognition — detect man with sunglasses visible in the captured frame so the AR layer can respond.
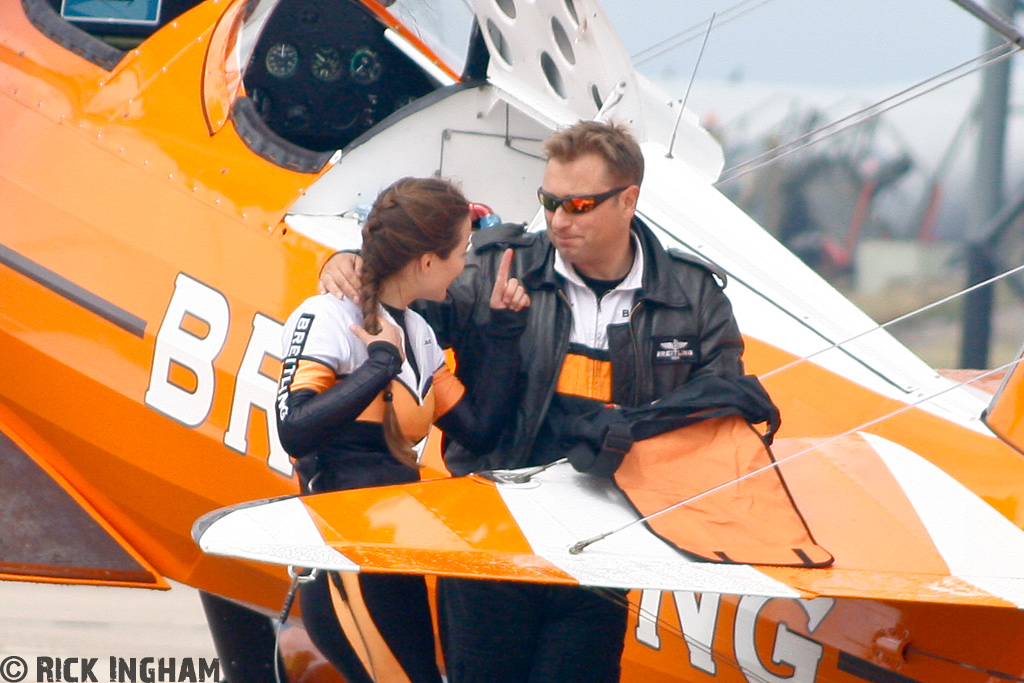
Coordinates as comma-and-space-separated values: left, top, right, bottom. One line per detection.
319, 120, 745, 682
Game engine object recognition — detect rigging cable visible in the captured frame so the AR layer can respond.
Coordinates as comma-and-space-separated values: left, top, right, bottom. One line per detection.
485, 457, 568, 483
715, 40, 1021, 185
274, 566, 319, 683
667, 12, 716, 160
631, 0, 778, 67
569, 355, 1018, 551
568, 260, 1024, 555
627, 0, 1023, 192
757, 259, 1024, 382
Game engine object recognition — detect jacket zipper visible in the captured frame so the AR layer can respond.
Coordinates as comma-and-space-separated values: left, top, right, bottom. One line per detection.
628, 299, 644, 406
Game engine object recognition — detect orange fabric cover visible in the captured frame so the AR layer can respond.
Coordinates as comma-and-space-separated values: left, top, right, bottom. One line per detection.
613, 415, 832, 567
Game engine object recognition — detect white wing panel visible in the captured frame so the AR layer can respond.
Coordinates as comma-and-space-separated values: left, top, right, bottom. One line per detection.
865, 432, 1024, 608
495, 462, 800, 597
197, 497, 360, 572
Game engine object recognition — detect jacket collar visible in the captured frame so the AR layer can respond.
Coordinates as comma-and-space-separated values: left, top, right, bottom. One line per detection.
553, 232, 644, 292
522, 218, 695, 309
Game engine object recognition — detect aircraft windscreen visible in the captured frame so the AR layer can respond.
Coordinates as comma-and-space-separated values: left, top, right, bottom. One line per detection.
239, 0, 471, 154
382, 0, 475, 78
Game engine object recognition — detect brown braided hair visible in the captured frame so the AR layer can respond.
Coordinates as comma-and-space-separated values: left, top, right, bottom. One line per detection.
359, 177, 470, 467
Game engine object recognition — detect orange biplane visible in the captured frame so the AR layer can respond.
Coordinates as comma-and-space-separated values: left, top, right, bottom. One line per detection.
4, 0, 1024, 680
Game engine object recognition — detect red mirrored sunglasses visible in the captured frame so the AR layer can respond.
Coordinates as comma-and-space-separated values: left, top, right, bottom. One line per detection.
537, 186, 629, 214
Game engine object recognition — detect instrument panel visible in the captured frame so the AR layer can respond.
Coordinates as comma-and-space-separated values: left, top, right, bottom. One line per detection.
244, 0, 437, 152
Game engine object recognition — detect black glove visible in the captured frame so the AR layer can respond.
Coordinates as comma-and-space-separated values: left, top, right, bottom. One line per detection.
563, 406, 634, 477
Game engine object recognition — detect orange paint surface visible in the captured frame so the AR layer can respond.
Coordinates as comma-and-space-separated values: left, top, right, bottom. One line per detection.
304, 477, 575, 584
5, 0, 1024, 680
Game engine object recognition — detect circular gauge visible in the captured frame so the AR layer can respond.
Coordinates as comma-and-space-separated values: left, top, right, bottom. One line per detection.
265, 43, 298, 78
350, 47, 383, 85
310, 46, 343, 82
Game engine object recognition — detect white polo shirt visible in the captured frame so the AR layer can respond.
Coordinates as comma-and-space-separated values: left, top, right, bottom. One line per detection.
554, 233, 645, 351
552, 234, 644, 403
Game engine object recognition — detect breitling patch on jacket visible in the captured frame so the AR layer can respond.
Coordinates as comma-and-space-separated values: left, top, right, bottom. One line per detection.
652, 336, 699, 364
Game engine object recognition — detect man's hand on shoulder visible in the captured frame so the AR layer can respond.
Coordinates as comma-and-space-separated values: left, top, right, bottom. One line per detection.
319, 252, 363, 302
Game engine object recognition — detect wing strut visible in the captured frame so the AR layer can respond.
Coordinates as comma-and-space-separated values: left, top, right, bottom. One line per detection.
948, 0, 1024, 48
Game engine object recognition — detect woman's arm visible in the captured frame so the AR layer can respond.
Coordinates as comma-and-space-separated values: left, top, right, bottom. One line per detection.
277, 342, 402, 457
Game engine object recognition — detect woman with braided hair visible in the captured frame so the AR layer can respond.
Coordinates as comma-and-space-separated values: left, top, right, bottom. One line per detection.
276, 177, 530, 683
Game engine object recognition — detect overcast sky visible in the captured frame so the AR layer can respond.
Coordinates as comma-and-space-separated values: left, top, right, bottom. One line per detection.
587, 0, 1024, 240
599, 0, 989, 89
587, 0, 1024, 175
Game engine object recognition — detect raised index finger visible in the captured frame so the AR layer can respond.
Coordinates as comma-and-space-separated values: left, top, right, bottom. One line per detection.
495, 248, 513, 288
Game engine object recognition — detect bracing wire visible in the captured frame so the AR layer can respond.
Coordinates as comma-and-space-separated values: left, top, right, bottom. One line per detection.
567, 247, 1024, 555
667, 12, 716, 160
486, 457, 568, 483
274, 567, 318, 683
716, 41, 1021, 185
624, 0, 1023, 192
631, 0, 778, 67
596, 5, 1024, 675
569, 356, 1018, 555
757, 259, 1024, 382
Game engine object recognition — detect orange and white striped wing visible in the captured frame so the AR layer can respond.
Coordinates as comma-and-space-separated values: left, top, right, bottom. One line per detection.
194, 468, 803, 598
194, 433, 1024, 608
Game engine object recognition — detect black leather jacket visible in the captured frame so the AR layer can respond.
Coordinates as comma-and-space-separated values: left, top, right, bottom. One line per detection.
416, 218, 746, 475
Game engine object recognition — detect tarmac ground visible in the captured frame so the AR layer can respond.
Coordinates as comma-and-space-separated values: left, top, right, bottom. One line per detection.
0, 579, 218, 680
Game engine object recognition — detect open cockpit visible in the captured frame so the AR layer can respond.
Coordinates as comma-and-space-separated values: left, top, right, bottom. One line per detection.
236, 0, 479, 153
28, 0, 483, 160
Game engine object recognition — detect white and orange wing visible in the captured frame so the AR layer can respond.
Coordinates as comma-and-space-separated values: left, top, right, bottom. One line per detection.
194, 432, 1024, 609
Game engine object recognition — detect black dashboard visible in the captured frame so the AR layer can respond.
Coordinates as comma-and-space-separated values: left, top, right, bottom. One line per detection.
243, 0, 438, 152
